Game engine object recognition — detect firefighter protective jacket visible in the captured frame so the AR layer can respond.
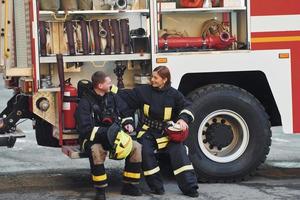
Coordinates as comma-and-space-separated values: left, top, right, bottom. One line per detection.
120, 84, 198, 193
75, 89, 133, 148
121, 84, 194, 134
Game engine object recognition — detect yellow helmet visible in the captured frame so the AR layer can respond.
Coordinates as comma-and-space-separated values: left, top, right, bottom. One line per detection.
107, 123, 133, 160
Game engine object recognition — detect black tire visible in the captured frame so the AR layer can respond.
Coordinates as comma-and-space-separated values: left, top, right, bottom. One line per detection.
35, 118, 60, 147
186, 84, 271, 182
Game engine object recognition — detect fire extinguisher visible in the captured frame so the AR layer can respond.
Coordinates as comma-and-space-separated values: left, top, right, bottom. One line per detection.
63, 78, 77, 129
180, 0, 204, 8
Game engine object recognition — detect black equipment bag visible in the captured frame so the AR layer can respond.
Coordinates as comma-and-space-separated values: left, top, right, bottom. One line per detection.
77, 79, 93, 99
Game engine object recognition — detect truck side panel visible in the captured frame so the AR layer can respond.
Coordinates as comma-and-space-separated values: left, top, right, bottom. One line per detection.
250, 0, 300, 133
154, 50, 293, 133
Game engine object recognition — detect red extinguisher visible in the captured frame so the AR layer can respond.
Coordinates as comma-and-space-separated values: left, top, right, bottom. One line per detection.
63, 78, 77, 129
180, 0, 204, 8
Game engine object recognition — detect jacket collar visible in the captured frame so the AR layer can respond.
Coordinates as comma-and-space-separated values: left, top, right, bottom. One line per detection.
151, 84, 171, 92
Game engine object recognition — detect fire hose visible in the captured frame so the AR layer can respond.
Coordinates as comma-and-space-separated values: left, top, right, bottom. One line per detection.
39, 21, 47, 56
111, 19, 121, 54
201, 18, 227, 38
80, 20, 90, 55
65, 21, 76, 55
90, 20, 101, 55
120, 19, 131, 54
102, 19, 112, 55
158, 32, 236, 50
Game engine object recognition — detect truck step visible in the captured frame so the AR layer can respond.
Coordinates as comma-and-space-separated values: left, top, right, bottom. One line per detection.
0, 129, 25, 147
62, 145, 88, 159
0, 131, 25, 139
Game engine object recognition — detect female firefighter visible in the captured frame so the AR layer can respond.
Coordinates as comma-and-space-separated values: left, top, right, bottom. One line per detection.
75, 71, 142, 200
120, 66, 199, 197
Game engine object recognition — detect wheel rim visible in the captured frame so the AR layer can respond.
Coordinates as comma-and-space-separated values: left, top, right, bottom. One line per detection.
197, 109, 249, 163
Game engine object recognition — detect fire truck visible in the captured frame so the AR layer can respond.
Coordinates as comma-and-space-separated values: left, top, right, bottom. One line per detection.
0, 0, 299, 182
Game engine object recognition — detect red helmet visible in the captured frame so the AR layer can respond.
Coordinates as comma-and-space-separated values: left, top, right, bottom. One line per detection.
166, 124, 189, 142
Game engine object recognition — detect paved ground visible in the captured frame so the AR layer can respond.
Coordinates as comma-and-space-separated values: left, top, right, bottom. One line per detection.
1, 75, 300, 200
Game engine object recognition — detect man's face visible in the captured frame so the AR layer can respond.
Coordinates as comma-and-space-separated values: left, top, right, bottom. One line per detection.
98, 76, 112, 93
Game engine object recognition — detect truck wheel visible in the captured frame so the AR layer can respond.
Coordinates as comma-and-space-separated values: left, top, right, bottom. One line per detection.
35, 118, 60, 147
186, 84, 271, 182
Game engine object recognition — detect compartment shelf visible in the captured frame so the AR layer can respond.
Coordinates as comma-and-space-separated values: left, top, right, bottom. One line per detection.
39, 53, 151, 63
38, 87, 60, 92
39, 9, 149, 16
160, 7, 246, 13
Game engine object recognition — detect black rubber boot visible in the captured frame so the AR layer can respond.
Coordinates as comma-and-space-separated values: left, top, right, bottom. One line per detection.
150, 187, 165, 195
183, 188, 199, 198
121, 183, 142, 196
94, 189, 106, 200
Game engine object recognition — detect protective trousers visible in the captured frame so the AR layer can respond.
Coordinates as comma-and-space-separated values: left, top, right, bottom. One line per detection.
140, 134, 198, 193
85, 141, 142, 189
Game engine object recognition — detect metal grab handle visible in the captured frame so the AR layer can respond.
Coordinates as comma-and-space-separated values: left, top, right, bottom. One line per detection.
51, 12, 69, 21
91, 61, 106, 68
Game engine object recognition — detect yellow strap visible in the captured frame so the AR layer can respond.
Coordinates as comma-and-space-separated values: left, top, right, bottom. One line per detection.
137, 131, 145, 138
144, 166, 160, 176
174, 165, 194, 176
156, 137, 169, 149
137, 124, 149, 138
92, 174, 107, 182
110, 84, 118, 94
123, 171, 141, 179
90, 127, 99, 141
142, 124, 149, 130
158, 142, 168, 149
164, 107, 172, 121
143, 104, 150, 117
156, 137, 169, 143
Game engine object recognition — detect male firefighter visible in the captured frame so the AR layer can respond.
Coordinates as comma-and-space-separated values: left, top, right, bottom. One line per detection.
75, 71, 142, 200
